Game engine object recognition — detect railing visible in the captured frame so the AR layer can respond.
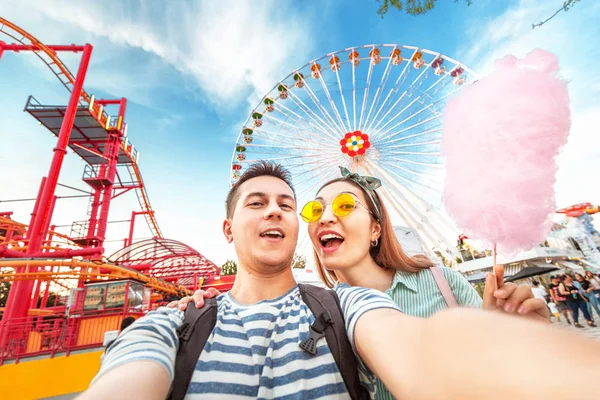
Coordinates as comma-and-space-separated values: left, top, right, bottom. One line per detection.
0, 311, 138, 364
69, 220, 89, 241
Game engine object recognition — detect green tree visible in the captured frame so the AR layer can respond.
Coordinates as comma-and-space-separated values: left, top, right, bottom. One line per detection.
376, 0, 472, 17
532, 0, 580, 28
0, 274, 11, 308
376, 0, 580, 29
292, 253, 307, 269
221, 259, 238, 276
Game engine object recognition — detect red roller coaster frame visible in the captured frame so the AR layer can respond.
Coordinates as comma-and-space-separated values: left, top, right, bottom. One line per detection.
0, 17, 223, 323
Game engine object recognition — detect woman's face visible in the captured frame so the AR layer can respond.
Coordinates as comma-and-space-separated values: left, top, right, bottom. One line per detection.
307, 181, 381, 271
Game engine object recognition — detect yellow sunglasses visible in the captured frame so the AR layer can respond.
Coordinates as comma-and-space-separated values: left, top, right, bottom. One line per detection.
300, 192, 372, 223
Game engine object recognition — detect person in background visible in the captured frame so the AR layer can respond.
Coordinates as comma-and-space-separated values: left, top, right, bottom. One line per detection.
575, 272, 600, 320
105, 316, 136, 351
549, 275, 572, 324
559, 274, 596, 328
531, 280, 548, 304
547, 301, 561, 322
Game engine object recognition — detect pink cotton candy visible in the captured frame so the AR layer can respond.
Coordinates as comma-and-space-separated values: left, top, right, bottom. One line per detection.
442, 49, 570, 256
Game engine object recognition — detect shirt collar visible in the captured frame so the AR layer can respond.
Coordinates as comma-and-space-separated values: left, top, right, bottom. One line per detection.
388, 270, 419, 294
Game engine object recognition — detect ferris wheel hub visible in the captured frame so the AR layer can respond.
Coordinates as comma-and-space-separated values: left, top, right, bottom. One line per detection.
340, 130, 371, 158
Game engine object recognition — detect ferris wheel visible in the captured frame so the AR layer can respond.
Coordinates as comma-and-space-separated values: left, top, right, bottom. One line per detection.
229, 44, 478, 260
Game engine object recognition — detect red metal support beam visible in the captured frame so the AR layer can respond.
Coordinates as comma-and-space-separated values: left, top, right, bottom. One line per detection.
2, 44, 93, 322
127, 211, 148, 247
0, 41, 5, 60
0, 44, 85, 52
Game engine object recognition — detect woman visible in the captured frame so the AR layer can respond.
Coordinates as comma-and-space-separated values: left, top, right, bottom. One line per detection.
559, 274, 596, 328
304, 168, 546, 321
585, 270, 600, 294
575, 272, 600, 320
175, 168, 549, 399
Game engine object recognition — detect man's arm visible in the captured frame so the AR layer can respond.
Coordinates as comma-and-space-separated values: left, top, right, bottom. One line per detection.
76, 361, 170, 400
76, 308, 184, 399
355, 307, 600, 400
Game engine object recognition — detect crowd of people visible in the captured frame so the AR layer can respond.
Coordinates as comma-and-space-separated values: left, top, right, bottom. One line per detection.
79, 161, 600, 400
539, 271, 600, 327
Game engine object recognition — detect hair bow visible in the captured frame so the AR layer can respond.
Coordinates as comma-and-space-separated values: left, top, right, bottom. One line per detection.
339, 167, 382, 191
339, 166, 383, 220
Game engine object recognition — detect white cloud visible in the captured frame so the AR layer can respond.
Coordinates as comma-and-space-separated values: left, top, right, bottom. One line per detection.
457, 0, 600, 214
1, 0, 313, 108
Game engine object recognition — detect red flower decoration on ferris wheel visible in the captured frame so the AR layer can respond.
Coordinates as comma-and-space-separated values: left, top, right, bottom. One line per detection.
340, 131, 370, 157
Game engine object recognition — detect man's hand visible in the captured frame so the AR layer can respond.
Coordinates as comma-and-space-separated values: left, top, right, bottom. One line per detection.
166, 287, 221, 311
482, 265, 550, 322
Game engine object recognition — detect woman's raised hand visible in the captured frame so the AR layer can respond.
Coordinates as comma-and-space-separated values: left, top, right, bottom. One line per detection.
482, 265, 550, 322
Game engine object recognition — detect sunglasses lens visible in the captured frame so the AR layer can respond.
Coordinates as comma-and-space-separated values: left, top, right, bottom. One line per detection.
301, 201, 323, 223
332, 193, 356, 217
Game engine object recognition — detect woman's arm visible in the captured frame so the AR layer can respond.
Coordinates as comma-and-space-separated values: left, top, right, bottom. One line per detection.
355, 307, 600, 400
558, 283, 570, 296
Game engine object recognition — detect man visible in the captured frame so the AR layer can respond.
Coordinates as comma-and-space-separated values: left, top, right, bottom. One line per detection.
549, 275, 572, 324
79, 161, 600, 400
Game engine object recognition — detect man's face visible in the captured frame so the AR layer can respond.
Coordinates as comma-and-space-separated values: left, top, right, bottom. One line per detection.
223, 175, 299, 274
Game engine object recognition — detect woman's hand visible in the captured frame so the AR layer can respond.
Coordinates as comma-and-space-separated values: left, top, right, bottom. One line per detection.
166, 288, 221, 310
482, 265, 550, 322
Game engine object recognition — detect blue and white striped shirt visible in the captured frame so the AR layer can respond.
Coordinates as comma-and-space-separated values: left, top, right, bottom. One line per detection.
93, 284, 400, 399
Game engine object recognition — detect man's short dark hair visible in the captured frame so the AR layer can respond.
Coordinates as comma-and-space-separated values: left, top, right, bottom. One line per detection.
225, 161, 296, 218
120, 316, 136, 332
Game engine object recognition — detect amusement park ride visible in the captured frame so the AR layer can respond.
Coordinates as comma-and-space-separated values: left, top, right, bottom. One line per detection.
0, 17, 231, 368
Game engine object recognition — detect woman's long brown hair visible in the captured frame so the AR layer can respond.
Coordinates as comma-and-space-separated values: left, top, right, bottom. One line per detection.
313, 177, 434, 288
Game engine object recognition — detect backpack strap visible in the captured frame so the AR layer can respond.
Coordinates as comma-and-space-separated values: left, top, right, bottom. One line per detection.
168, 298, 218, 400
298, 284, 370, 400
429, 266, 458, 308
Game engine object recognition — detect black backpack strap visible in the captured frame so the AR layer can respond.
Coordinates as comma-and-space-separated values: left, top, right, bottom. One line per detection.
298, 284, 370, 400
168, 298, 218, 400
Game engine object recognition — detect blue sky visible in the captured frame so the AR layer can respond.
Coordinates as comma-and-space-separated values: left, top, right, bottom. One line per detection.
0, 0, 598, 266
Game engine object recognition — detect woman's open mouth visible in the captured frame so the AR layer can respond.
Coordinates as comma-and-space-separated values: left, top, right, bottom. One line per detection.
319, 232, 344, 253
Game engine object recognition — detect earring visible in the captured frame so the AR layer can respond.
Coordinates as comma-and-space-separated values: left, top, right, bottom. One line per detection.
371, 238, 379, 247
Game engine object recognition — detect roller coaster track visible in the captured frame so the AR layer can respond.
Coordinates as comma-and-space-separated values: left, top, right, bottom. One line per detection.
0, 17, 162, 239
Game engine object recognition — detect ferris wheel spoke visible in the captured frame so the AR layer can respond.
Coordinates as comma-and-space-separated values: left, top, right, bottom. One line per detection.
362, 53, 394, 135
258, 118, 338, 149
369, 95, 418, 141
382, 158, 442, 189
367, 161, 454, 253
286, 86, 343, 141
283, 152, 344, 174
373, 113, 439, 143
253, 128, 337, 150
364, 47, 417, 135
352, 56, 357, 131
379, 187, 441, 254
387, 157, 444, 169
333, 67, 353, 132
243, 143, 328, 152
299, 78, 346, 136
358, 55, 375, 131
272, 99, 337, 144
378, 127, 442, 147
316, 73, 349, 132
378, 161, 443, 198
380, 139, 440, 151
295, 164, 342, 199
239, 152, 337, 165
